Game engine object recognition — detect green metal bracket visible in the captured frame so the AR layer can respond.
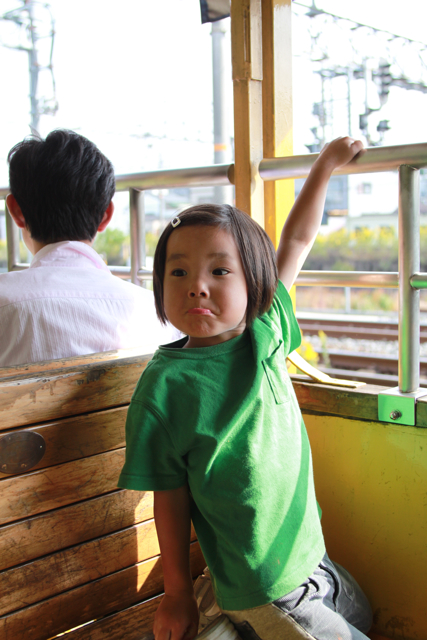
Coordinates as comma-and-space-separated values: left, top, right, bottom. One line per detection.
378, 386, 427, 426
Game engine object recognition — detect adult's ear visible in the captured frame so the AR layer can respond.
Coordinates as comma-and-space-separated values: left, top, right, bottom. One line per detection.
97, 201, 114, 232
6, 194, 26, 229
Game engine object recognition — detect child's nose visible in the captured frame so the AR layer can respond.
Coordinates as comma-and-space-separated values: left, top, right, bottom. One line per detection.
188, 274, 208, 298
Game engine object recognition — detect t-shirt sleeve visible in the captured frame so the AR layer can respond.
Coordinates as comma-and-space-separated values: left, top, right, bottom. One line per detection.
266, 280, 302, 356
117, 400, 188, 491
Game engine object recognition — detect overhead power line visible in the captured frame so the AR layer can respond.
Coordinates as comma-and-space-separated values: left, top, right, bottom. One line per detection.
293, 0, 427, 147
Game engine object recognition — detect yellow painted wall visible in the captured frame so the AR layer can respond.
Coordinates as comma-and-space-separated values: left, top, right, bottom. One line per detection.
304, 413, 427, 640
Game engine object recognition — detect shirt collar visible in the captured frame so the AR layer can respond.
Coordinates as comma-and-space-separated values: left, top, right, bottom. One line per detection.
30, 241, 110, 272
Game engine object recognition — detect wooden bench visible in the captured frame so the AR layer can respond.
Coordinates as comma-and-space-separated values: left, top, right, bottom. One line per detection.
1, 352, 423, 639
0, 349, 205, 640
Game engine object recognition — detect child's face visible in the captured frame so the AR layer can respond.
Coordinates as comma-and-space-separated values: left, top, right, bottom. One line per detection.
163, 225, 248, 348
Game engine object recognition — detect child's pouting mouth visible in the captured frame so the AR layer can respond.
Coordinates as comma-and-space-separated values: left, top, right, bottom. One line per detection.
187, 308, 214, 315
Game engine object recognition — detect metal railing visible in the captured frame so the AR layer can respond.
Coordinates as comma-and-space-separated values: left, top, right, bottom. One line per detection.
261, 143, 427, 397
1, 164, 233, 284
2, 142, 427, 402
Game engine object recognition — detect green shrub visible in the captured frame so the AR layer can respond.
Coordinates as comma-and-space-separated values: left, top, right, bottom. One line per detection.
305, 226, 402, 272
93, 228, 130, 266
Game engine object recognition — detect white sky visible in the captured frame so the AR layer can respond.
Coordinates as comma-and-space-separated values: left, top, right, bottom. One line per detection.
1, 0, 426, 190
0, 0, 216, 181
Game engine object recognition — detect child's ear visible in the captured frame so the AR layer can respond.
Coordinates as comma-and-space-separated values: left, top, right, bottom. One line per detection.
97, 201, 114, 232
6, 194, 26, 229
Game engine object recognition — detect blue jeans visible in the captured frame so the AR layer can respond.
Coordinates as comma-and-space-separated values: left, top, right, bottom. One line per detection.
274, 553, 373, 640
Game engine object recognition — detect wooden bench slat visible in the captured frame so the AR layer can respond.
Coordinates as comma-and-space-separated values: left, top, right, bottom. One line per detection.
0, 355, 150, 431
0, 542, 205, 640
291, 376, 387, 422
0, 449, 124, 526
1, 522, 198, 617
62, 595, 162, 640
0, 347, 151, 381
0, 490, 153, 571
1, 519, 154, 615
0, 406, 127, 478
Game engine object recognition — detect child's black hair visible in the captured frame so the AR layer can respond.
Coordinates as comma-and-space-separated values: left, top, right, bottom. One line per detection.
153, 204, 278, 325
7, 129, 115, 243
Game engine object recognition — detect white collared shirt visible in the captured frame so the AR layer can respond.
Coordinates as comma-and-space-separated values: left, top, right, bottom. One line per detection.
0, 241, 179, 367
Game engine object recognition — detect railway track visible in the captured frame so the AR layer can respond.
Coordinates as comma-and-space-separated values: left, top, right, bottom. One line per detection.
298, 316, 427, 342
299, 351, 427, 386
325, 349, 427, 374
294, 315, 427, 386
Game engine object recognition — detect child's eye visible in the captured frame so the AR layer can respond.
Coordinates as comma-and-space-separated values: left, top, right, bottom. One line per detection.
171, 269, 187, 277
212, 268, 229, 276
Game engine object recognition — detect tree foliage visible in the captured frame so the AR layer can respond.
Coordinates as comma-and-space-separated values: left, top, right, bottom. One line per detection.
304, 226, 403, 272
304, 226, 427, 272
93, 228, 130, 266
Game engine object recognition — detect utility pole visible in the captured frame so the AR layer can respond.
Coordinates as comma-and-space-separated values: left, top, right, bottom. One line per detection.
28, 1, 39, 132
1, 0, 57, 134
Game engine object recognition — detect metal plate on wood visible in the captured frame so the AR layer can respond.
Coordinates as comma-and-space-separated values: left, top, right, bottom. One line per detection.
0, 431, 46, 475
378, 385, 427, 426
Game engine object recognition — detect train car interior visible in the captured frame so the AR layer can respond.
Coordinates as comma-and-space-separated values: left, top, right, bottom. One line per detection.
0, 1, 426, 639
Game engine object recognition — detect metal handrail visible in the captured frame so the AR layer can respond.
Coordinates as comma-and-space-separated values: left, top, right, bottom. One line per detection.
2, 141, 427, 396
115, 163, 232, 192
259, 142, 427, 180
297, 271, 399, 288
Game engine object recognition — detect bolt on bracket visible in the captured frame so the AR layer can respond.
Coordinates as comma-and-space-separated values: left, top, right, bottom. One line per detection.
378, 386, 427, 426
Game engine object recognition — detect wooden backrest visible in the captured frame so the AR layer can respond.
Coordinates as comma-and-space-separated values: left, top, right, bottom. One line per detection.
0, 350, 204, 640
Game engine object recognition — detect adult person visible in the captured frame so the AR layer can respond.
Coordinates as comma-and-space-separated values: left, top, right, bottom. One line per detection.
0, 129, 178, 367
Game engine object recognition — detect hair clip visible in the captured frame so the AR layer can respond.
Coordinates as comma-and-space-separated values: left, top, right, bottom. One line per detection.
171, 216, 181, 228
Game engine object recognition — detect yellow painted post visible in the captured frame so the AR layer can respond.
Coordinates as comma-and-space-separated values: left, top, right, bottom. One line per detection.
262, 0, 294, 248
262, 0, 297, 371
230, 0, 264, 227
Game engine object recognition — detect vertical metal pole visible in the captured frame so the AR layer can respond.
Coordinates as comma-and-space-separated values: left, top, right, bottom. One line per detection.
398, 165, 420, 393
5, 201, 20, 272
347, 68, 352, 137
320, 73, 326, 147
212, 19, 232, 205
345, 287, 351, 313
345, 69, 352, 310
129, 188, 145, 286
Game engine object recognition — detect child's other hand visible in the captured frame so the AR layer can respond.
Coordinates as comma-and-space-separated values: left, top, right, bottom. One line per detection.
314, 136, 364, 174
154, 590, 199, 640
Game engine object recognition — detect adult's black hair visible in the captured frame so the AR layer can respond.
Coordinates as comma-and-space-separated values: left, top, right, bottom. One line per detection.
8, 129, 115, 243
153, 204, 278, 326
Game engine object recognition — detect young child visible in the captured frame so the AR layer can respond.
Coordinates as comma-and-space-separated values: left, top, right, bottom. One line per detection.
118, 137, 372, 640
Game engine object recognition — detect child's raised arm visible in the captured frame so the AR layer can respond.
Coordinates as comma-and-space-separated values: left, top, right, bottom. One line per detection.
276, 136, 364, 290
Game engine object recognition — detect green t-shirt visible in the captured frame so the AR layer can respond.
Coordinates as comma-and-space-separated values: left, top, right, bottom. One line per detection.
118, 281, 325, 610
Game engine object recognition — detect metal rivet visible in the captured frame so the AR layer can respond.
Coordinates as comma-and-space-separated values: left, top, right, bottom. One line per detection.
390, 410, 402, 420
